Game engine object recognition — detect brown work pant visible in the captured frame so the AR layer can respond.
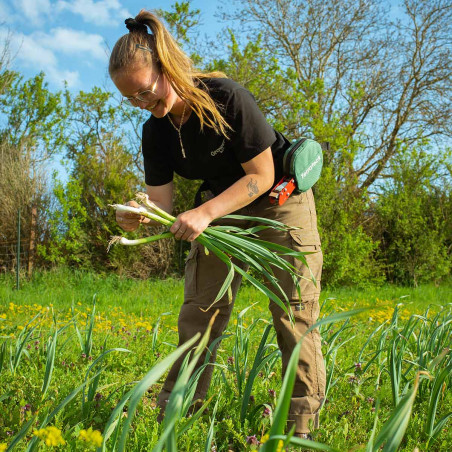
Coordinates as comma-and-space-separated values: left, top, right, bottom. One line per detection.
158, 189, 325, 434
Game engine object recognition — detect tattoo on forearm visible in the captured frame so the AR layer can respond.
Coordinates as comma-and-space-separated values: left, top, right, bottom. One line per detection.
247, 178, 259, 197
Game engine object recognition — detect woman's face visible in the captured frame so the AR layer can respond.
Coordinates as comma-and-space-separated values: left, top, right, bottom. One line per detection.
112, 64, 183, 117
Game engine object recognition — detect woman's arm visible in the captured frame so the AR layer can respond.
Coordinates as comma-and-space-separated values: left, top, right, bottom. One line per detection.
146, 182, 174, 214
171, 148, 274, 241
116, 181, 173, 231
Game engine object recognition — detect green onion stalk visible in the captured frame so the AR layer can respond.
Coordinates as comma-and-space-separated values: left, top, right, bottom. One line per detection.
109, 192, 316, 324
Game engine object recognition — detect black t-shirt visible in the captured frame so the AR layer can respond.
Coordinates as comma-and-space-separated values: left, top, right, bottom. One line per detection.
142, 77, 290, 199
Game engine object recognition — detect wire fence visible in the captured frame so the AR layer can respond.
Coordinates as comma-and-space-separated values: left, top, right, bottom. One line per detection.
1, 208, 37, 288
0, 240, 31, 273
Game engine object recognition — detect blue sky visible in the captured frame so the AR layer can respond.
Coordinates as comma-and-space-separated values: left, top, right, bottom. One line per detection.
0, 0, 225, 93
0, 1, 407, 94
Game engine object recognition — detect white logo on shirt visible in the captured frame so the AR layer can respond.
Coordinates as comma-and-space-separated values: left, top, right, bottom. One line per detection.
211, 140, 225, 157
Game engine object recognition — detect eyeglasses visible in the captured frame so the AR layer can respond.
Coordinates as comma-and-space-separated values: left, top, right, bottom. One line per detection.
121, 72, 160, 107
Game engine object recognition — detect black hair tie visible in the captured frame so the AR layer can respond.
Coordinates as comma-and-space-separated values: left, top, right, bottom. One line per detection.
125, 18, 147, 33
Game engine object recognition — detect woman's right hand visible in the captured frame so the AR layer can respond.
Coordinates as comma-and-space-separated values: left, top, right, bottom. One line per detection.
116, 200, 147, 232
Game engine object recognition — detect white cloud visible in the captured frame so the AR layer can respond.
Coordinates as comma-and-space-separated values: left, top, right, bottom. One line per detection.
39, 28, 107, 61
3, 27, 107, 64
46, 65, 80, 87
1, 0, 129, 89
0, 28, 92, 88
57, 0, 131, 26
17, 0, 52, 26
3, 0, 130, 29
1, 29, 57, 68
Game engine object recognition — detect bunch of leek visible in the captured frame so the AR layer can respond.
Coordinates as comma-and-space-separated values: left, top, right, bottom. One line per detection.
109, 192, 315, 320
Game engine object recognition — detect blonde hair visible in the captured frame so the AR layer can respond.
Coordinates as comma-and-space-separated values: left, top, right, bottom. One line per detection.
109, 9, 230, 137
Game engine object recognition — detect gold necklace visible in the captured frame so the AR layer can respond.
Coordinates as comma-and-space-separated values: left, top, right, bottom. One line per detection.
167, 103, 187, 158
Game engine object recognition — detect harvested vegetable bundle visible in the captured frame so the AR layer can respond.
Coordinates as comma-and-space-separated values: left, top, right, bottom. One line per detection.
109, 192, 315, 321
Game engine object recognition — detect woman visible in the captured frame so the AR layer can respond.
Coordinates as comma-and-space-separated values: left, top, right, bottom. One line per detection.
109, 9, 325, 439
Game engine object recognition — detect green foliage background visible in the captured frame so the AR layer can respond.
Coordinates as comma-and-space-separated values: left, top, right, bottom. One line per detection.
0, 0, 450, 287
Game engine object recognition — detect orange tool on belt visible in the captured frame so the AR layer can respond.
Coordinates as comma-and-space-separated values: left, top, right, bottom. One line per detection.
269, 177, 297, 205
268, 138, 327, 206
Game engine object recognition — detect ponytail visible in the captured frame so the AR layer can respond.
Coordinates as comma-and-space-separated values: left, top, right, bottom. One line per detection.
109, 9, 231, 137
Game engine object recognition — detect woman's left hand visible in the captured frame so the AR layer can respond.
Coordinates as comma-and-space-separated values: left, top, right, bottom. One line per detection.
170, 208, 212, 242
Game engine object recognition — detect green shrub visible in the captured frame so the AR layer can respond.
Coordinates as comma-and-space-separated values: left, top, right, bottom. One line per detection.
316, 167, 384, 288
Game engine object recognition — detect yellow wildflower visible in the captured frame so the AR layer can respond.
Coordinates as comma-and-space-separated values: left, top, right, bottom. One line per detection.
0, 443, 7, 452
259, 435, 284, 450
33, 426, 66, 446
78, 427, 103, 448
135, 321, 153, 330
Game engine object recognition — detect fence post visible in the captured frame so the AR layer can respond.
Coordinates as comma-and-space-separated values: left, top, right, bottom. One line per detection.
28, 205, 37, 277
16, 208, 20, 290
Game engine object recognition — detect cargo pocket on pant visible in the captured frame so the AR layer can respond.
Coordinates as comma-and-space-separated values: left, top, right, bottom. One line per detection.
184, 245, 199, 298
289, 229, 323, 299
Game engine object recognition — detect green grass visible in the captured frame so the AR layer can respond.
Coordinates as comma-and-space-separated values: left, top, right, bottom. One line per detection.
322, 282, 452, 311
0, 268, 451, 451
2, 268, 451, 313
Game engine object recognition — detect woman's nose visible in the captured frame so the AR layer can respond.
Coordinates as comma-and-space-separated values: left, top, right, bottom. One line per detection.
137, 101, 149, 110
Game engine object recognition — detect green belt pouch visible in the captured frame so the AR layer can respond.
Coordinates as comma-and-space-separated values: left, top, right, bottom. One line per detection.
282, 137, 326, 192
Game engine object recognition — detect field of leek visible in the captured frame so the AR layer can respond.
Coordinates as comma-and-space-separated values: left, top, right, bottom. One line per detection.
0, 269, 451, 451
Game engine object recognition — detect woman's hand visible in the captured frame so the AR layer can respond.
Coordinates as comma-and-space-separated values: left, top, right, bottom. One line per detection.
170, 207, 212, 242
116, 200, 149, 232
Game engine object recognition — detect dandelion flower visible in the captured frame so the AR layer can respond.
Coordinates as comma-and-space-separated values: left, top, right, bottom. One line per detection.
78, 427, 103, 448
260, 435, 284, 451
33, 426, 66, 446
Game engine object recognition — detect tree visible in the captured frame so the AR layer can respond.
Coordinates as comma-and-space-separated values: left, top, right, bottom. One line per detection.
64, 88, 139, 267
56, 87, 173, 276
157, 1, 201, 46
215, 0, 451, 285
0, 32, 16, 97
223, 0, 451, 192
0, 44, 66, 270
0, 72, 68, 163
37, 175, 88, 266
373, 145, 451, 285
0, 138, 49, 271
